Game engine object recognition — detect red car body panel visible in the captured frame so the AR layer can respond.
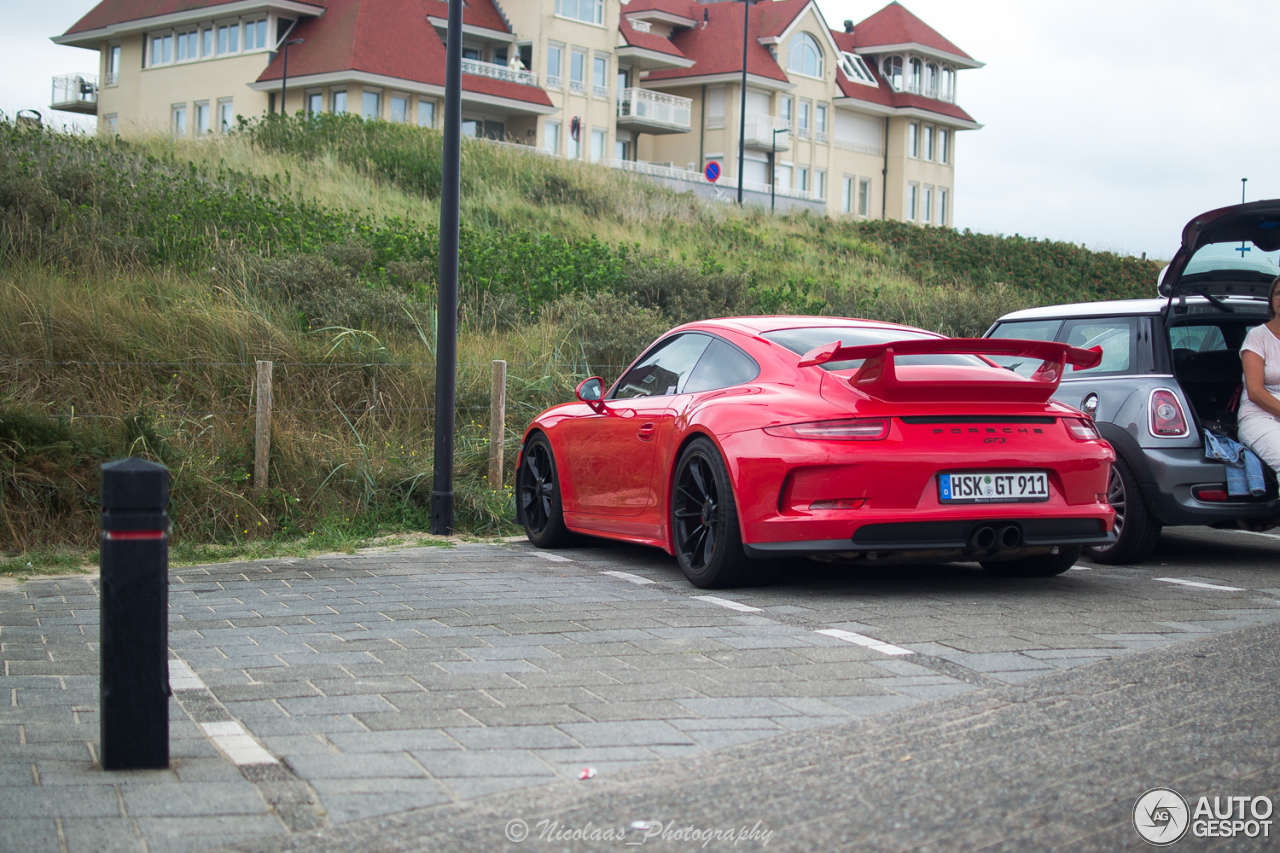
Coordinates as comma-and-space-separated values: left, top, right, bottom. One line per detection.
519, 317, 1116, 559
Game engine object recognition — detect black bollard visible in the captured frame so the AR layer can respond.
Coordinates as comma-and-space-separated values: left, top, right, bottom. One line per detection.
99, 458, 170, 770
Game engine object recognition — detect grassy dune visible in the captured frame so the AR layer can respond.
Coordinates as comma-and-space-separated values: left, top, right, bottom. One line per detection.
0, 115, 1160, 572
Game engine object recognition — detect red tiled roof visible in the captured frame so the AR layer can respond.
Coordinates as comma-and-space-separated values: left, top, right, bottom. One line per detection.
848, 2, 972, 61
422, 0, 506, 32
620, 16, 686, 59
255, 0, 551, 107
622, 0, 698, 19
64, 0, 260, 35
645, 0, 787, 84
756, 0, 811, 39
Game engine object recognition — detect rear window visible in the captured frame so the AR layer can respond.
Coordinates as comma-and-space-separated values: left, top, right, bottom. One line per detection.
987, 320, 1064, 376
1062, 319, 1134, 375
764, 326, 985, 372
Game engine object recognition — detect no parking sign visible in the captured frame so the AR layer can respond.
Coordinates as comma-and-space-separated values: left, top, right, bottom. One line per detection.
704, 162, 720, 183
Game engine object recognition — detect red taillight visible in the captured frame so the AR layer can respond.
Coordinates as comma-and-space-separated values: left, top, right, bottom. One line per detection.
1064, 417, 1100, 441
764, 418, 890, 441
1149, 389, 1189, 437
809, 498, 868, 510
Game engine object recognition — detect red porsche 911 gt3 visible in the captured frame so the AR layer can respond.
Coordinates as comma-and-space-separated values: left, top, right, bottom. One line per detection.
516, 316, 1116, 588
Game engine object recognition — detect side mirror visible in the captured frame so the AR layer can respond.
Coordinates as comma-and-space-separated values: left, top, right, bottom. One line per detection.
575, 377, 606, 411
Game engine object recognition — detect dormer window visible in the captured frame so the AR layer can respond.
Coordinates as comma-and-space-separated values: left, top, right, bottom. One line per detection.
881, 55, 902, 90
787, 33, 823, 78
839, 52, 876, 86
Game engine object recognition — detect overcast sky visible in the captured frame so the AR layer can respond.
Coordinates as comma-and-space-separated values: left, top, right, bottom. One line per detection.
4, 0, 1277, 261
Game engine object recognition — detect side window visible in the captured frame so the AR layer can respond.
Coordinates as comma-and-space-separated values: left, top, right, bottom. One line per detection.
986, 319, 1063, 376
683, 339, 760, 394
1062, 318, 1134, 375
612, 334, 712, 399
1169, 325, 1227, 353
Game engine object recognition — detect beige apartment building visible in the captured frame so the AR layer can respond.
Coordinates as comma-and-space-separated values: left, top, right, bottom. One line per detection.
52, 0, 980, 223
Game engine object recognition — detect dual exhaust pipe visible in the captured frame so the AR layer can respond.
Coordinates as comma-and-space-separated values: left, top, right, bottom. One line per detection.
967, 523, 1023, 553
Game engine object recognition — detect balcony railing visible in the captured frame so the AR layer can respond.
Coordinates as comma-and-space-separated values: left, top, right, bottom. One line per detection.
895, 81, 956, 104
742, 114, 790, 150
569, 79, 586, 95
50, 73, 98, 114
593, 84, 608, 99
617, 88, 692, 131
461, 58, 537, 88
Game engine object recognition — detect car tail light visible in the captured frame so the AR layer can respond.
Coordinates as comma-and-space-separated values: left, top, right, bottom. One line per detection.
764, 418, 890, 441
1193, 487, 1228, 502
1149, 389, 1189, 437
809, 498, 868, 510
1064, 417, 1101, 441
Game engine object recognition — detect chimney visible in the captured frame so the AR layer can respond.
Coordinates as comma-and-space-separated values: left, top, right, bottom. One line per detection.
843, 20, 854, 33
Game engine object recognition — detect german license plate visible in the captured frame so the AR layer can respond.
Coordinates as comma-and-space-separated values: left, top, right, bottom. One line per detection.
939, 472, 1049, 503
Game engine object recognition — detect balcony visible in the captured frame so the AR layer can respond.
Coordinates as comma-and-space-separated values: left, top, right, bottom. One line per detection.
616, 88, 692, 135
50, 73, 98, 115
742, 114, 790, 152
461, 58, 537, 88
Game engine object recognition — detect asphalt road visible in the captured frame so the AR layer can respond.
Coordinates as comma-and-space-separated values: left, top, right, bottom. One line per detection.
2, 525, 1278, 852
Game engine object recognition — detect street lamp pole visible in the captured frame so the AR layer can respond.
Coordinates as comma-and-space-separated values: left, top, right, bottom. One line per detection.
736, 0, 755, 206
280, 38, 304, 115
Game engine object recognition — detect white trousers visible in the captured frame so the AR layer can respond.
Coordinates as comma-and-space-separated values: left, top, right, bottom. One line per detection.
1238, 413, 1280, 472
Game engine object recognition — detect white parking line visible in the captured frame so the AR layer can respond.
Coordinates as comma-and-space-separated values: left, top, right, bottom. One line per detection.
599, 571, 655, 585
1229, 529, 1280, 542
168, 658, 206, 692
533, 552, 573, 563
1155, 578, 1245, 592
691, 595, 762, 613
200, 721, 278, 766
816, 628, 915, 656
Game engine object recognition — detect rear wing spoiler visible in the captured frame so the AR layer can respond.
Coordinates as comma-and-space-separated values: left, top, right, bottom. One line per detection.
797, 338, 1103, 403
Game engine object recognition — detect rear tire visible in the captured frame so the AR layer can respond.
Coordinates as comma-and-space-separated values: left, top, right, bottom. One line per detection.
671, 438, 750, 589
981, 547, 1081, 577
1084, 456, 1161, 565
517, 433, 573, 549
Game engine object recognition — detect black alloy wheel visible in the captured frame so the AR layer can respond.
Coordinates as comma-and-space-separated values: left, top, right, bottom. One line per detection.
518, 434, 572, 548
671, 438, 749, 588
1084, 456, 1161, 565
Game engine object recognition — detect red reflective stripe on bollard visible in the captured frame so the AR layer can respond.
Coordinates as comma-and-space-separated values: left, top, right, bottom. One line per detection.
104, 530, 165, 540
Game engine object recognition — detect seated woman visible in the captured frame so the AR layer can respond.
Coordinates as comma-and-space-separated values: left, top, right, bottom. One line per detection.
1239, 274, 1280, 470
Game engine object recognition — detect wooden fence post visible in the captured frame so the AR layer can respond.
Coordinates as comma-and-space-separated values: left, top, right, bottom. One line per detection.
254, 360, 273, 491
489, 360, 507, 489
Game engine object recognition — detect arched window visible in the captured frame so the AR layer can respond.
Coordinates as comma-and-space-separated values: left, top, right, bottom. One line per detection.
941, 67, 955, 101
909, 58, 923, 92
787, 33, 824, 78
925, 63, 938, 97
882, 55, 902, 90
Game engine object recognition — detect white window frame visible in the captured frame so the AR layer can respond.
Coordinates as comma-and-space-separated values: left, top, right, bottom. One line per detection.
546, 43, 564, 89
923, 125, 934, 161
555, 0, 603, 26
923, 185, 933, 224
908, 122, 919, 158
331, 89, 347, 114
592, 53, 609, 99
171, 103, 187, 138
939, 129, 950, 164
907, 182, 919, 221
857, 177, 871, 216
786, 32, 824, 78
418, 99, 436, 128
589, 127, 606, 162
306, 91, 323, 116
544, 120, 561, 155
390, 93, 409, 123
838, 52, 876, 86
814, 169, 826, 201
797, 99, 811, 139
815, 104, 828, 143
569, 48, 587, 95
939, 188, 949, 226
779, 95, 793, 134
841, 176, 853, 214
361, 89, 381, 120
194, 100, 210, 136
106, 44, 121, 85
217, 97, 233, 133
